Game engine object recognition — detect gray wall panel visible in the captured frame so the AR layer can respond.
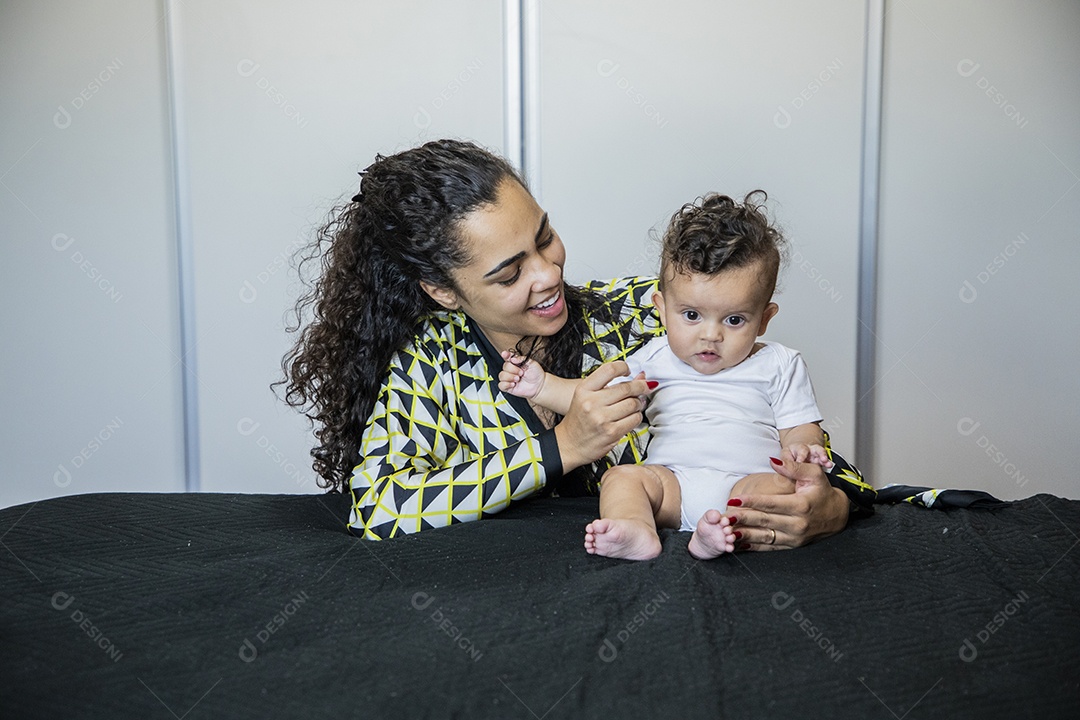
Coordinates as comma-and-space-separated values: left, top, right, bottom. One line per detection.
176, 0, 506, 493
0, 0, 184, 507
876, 0, 1079, 498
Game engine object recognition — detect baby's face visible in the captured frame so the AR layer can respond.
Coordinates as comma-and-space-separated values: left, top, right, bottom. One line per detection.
653, 262, 778, 375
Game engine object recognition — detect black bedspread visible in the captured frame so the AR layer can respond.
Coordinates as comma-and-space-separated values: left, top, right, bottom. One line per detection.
1, 491, 1078, 718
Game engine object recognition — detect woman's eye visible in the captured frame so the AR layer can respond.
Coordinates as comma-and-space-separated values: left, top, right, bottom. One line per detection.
682, 310, 700, 322
498, 269, 521, 286
725, 315, 745, 327
538, 230, 555, 249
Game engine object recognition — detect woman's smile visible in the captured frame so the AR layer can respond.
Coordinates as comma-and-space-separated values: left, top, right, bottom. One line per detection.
529, 290, 564, 317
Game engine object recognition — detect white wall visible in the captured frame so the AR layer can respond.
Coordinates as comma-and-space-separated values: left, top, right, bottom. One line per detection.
2, 1, 1076, 508
876, 0, 1080, 499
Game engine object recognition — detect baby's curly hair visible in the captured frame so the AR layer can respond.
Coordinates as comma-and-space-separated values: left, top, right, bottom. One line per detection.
659, 190, 786, 301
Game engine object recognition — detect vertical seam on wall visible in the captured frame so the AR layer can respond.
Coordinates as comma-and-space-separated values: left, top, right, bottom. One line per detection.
521, 0, 541, 200
503, 0, 523, 171
163, 0, 201, 492
856, 0, 885, 474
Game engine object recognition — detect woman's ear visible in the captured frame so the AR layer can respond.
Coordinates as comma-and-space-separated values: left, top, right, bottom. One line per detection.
419, 281, 460, 310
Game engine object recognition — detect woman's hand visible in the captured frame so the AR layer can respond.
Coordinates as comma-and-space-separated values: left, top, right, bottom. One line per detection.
553, 361, 653, 471
726, 456, 849, 551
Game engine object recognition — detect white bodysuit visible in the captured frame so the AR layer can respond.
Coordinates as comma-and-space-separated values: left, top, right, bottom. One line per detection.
622, 336, 823, 530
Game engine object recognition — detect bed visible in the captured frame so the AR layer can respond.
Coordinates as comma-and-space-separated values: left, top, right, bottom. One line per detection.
1, 490, 1077, 717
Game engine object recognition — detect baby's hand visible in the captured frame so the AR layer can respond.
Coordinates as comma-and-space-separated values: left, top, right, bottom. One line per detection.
498, 350, 547, 399
782, 443, 834, 470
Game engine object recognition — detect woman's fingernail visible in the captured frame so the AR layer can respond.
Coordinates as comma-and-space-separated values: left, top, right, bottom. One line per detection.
728, 516, 739, 525
733, 531, 742, 540
770, 456, 783, 465
646, 380, 659, 389
738, 543, 751, 551
727, 498, 742, 507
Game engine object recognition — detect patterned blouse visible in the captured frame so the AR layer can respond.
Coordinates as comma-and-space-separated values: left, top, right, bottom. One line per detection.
349, 277, 873, 539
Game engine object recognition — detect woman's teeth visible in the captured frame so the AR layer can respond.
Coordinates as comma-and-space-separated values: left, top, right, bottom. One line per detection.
532, 294, 558, 309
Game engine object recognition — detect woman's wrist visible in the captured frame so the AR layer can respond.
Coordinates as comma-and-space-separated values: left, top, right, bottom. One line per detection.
552, 422, 588, 473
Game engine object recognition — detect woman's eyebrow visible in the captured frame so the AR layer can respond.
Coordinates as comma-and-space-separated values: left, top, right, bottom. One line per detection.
482, 213, 549, 278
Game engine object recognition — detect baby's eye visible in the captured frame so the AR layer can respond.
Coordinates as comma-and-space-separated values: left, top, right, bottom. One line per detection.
724, 315, 746, 327
681, 310, 700, 322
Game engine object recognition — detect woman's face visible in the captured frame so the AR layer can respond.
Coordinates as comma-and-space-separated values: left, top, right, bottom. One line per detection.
423, 179, 568, 353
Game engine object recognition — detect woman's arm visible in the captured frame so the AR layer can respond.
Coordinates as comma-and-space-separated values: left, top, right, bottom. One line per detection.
351, 350, 652, 539
350, 351, 558, 539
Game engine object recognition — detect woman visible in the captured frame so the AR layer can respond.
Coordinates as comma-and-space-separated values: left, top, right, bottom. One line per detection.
280, 139, 872, 548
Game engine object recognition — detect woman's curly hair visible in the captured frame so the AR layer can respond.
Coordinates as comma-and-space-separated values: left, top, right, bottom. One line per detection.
276, 139, 609, 492
659, 190, 787, 299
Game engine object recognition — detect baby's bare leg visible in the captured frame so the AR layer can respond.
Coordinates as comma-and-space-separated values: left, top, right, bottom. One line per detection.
585, 465, 681, 561
688, 472, 792, 559
729, 471, 797, 499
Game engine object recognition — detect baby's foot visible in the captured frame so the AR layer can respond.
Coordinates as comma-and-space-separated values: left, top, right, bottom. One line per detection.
584, 518, 662, 560
687, 509, 735, 560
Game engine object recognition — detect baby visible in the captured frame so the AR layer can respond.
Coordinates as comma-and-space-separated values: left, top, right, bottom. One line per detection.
500, 191, 832, 561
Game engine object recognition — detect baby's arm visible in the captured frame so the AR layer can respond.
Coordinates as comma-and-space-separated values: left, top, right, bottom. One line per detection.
777, 422, 834, 469
498, 351, 580, 416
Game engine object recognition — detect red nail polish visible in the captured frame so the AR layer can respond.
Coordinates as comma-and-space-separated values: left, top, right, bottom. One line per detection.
728, 516, 738, 525
727, 498, 742, 507
738, 543, 751, 551
770, 457, 782, 465
646, 380, 659, 389
733, 531, 742, 540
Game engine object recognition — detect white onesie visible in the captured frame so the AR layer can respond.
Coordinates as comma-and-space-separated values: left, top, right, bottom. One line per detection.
622, 336, 823, 530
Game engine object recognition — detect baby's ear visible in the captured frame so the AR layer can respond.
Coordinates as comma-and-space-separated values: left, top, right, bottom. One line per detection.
758, 302, 779, 335
652, 290, 666, 319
